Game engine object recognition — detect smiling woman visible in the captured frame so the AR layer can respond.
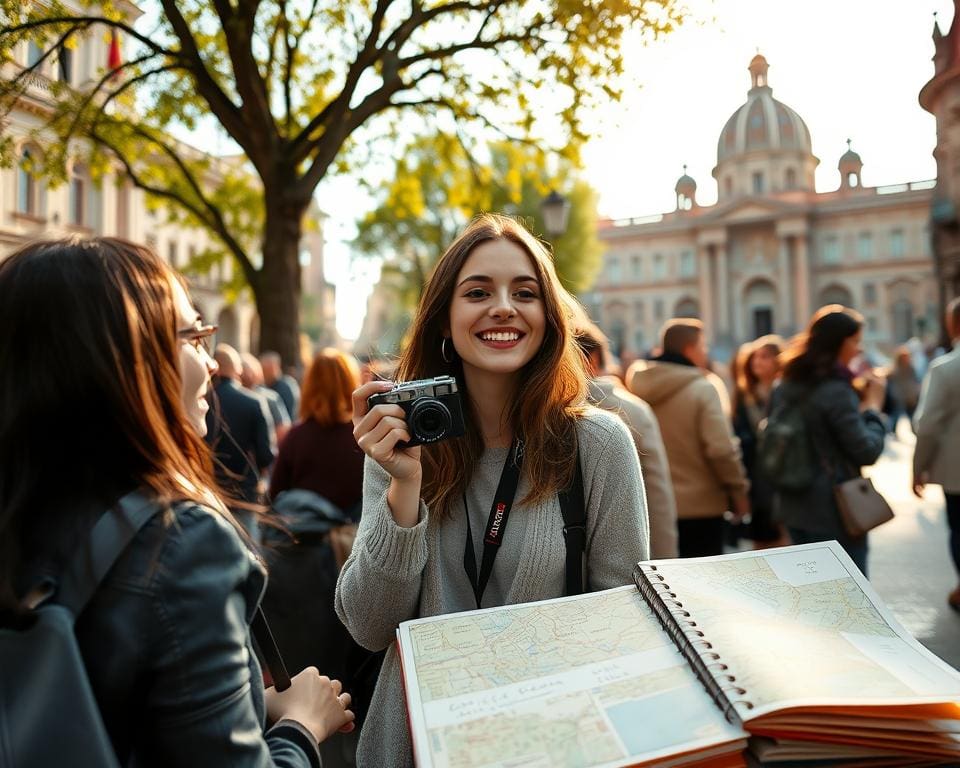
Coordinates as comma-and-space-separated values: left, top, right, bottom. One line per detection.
337, 213, 651, 768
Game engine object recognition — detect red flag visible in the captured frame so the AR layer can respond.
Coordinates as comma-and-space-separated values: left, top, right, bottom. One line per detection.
107, 28, 122, 72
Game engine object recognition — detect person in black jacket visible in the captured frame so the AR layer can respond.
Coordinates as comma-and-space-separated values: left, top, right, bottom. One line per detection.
770, 305, 887, 576
0, 237, 353, 766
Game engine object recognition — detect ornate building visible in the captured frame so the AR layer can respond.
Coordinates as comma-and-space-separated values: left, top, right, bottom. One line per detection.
588, 54, 938, 361
921, 3, 960, 333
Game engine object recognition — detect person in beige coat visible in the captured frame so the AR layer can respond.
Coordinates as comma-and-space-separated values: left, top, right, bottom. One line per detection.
913, 297, 960, 610
576, 322, 679, 558
627, 318, 750, 558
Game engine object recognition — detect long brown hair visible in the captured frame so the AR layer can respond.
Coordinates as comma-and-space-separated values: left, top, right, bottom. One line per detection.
780, 304, 863, 384
300, 348, 360, 426
396, 213, 588, 514
0, 237, 226, 611
733, 334, 783, 413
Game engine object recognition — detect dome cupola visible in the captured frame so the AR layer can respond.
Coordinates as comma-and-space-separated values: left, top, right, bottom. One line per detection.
838, 139, 863, 190
713, 53, 818, 202
675, 165, 697, 210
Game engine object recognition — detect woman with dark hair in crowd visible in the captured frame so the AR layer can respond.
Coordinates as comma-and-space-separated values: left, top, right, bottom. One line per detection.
337, 213, 649, 767
732, 335, 787, 548
0, 238, 353, 766
769, 305, 887, 574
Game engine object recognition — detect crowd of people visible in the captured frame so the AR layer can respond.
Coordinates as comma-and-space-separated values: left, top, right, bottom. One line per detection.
2, 224, 958, 768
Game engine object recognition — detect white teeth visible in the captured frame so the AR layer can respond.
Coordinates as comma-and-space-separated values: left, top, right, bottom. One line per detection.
481, 331, 519, 342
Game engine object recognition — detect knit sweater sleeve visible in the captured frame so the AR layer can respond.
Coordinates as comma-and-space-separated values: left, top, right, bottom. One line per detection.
334, 456, 429, 651
579, 409, 651, 589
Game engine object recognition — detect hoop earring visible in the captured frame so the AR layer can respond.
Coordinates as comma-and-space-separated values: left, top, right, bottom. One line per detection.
441, 337, 454, 363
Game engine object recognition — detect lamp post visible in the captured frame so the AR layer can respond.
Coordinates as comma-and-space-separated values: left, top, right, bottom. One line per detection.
540, 189, 570, 240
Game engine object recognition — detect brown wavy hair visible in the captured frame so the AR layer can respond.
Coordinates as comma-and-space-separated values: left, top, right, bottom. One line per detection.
396, 213, 589, 515
0, 237, 226, 612
733, 334, 783, 412
300, 348, 360, 426
780, 304, 863, 384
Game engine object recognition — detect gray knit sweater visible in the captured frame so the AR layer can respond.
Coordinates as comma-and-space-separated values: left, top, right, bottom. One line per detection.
334, 407, 650, 767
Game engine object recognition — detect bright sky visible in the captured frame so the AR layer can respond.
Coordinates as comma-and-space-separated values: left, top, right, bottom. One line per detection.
273, 0, 956, 340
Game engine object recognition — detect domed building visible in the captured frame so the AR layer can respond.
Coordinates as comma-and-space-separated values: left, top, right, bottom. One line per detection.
590, 54, 938, 360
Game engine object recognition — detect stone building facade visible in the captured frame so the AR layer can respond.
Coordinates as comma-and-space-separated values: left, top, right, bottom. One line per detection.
587, 54, 938, 362
921, 1, 960, 332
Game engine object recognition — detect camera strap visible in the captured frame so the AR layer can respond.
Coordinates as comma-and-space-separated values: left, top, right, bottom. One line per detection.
462, 438, 524, 609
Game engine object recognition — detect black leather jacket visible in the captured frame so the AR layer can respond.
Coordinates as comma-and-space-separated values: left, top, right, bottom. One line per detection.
27, 499, 321, 768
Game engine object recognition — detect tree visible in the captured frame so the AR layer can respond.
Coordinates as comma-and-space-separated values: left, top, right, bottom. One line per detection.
0, 0, 683, 365
355, 132, 602, 310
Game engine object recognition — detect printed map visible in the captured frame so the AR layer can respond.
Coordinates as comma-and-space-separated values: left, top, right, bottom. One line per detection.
651, 547, 960, 717
400, 587, 746, 768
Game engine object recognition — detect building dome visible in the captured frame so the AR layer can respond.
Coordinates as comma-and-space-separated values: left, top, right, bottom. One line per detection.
713, 53, 818, 201
716, 55, 813, 162
838, 139, 862, 170
675, 165, 697, 210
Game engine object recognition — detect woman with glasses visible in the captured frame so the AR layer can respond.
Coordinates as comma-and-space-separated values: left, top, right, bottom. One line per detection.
0, 237, 353, 766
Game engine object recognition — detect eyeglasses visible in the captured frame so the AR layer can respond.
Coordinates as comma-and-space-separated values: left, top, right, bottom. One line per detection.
178, 324, 218, 354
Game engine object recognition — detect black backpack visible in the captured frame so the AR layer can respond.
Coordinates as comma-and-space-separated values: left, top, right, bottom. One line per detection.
757, 391, 817, 492
0, 491, 160, 768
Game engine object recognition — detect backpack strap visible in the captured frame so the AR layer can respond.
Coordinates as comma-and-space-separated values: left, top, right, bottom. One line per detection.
54, 490, 162, 620
557, 448, 587, 596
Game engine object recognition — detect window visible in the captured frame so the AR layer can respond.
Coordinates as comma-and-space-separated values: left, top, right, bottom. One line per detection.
17, 149, 35, 214
679, 251, 695, 278
890, 229, 905, 258
785, 168, 797, 189
26, 41, 43, 68
168, 241, 179, 268
633, 330, 646, 353
57, 45, 72, 83
69, 169, 86, 225
847, 172, 859, 188
863, 282, 877, 306
631, 255, 641, 280
652, 253, 666, 280
867, 316, 878, 333
654, 299, 665, 322
752, 172, 764, 195
607, 257, 621, 284
822, 236, 840, 265
634, 300, 645, 324
724, 177, 733, 197
857, 232, 873, 260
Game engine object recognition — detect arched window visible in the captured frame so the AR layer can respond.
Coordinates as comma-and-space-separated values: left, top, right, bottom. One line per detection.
785, 168, 797, 189
847, 172, 859, 188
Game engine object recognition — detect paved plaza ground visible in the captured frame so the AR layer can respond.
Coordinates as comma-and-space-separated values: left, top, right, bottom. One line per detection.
864, 420, 960, 671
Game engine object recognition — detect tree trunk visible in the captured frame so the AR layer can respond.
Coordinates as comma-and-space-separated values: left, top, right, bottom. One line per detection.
253, 199, 306, 371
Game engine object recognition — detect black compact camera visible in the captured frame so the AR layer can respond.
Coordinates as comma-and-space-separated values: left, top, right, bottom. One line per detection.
366, 375, 466, 447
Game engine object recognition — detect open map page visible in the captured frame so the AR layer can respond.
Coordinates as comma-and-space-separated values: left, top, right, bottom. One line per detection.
647, 541, 960, 720
397, 585, 746, 768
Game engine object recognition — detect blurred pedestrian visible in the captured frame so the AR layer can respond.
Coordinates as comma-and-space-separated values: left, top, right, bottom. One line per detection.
767, 305, 886, 575
732, 335, 788, 548
0, 238, 353, 766
628, 318, 750, 558
576, 321, 679, 558
206, 344, 276, 524
241, 352, 292, 443
886, 347, 920, 434
338, 214, 649, 767
270, 348, 364, 512
262, 350, 301, 421
912, 297, 960, 610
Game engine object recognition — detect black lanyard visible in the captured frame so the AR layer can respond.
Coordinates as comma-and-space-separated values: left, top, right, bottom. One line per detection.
463, 438, 524, 609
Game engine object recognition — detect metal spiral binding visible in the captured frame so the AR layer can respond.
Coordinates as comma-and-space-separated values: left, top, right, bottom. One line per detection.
633, 563, 754, 724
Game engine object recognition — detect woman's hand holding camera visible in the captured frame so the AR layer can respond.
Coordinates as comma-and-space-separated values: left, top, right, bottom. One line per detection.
352, 381, 423, 527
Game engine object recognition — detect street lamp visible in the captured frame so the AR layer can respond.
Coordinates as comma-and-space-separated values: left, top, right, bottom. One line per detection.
540, 189, 570, 239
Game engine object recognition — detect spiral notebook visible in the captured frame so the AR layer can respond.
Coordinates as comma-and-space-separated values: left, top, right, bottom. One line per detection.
396, 541, 960, 768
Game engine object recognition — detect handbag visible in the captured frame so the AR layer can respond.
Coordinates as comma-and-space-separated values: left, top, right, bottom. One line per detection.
833, 476, 894, 538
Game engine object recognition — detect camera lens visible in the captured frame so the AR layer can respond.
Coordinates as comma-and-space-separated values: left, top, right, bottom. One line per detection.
409, 399, 451, 442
